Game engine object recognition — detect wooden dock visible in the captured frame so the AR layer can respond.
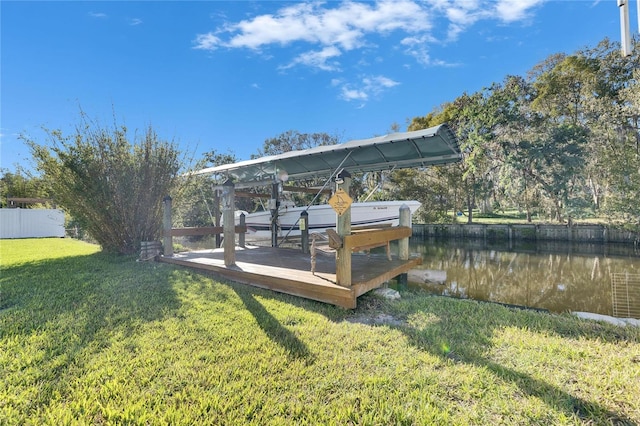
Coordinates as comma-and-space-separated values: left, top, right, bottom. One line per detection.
158, 246, 421, 308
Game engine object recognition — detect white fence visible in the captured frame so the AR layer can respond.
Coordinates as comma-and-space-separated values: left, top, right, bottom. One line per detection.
0, 209, 66, 239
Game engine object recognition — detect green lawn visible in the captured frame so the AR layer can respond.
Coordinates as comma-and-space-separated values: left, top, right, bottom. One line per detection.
1, 239, 639, 425
444, 210, 610, 225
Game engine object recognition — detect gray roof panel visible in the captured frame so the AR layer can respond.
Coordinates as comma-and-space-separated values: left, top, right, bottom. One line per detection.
193, 123, 461, 184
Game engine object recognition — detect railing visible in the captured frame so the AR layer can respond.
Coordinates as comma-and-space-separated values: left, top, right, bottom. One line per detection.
327, 226, 412, 261
170, 225, 247, 238
162, 193, 246, 260
324, 204, 413, 287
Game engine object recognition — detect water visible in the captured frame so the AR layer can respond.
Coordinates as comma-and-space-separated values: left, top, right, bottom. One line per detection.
403, 238, 640, 318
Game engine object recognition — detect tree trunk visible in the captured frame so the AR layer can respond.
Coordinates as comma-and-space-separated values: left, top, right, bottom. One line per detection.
588, 177, 600, 210
553, 197, 563, 223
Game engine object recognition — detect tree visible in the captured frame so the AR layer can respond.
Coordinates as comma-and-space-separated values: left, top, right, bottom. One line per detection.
402, 37, 640, 224
521, 123, 589, 222
601, 67, 640, 224
0, 166, 48, 208
254, 130, 341, 158
385, 166, 462, 223
174, 149, 238, 228
25, 115, 185, 254
578, 39, 640, 220
407, 92, 501, 224
252, 130, 343, 206
403, 103, 467, 222
489, 75, 544, 221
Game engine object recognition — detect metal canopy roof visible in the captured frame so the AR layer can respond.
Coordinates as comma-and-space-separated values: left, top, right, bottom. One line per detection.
194, 123, 461, 185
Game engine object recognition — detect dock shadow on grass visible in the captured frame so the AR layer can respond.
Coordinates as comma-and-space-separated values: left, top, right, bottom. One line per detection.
231, 285, 315, 364
358, 292, 640, 424
0, 253, 181, 410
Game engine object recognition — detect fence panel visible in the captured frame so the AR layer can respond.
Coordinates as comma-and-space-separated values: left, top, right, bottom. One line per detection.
0, 209, 66, 239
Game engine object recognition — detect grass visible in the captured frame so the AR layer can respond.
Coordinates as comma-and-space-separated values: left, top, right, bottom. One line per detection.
448, 210, 610, 225
1, 238, 640, 425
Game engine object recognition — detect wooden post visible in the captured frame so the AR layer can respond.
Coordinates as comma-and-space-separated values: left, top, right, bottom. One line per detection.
270, 181, 280, 248
397, 272, 408, 290
398, 203, 411, 289
300, 210, 309, 254
163, 195, 173, 257
335, 169, 352, 287
222, 179, 236, 266
310, 234, 317, 274
239, 213, 246, 248
214, 189, 221, 248
399, 204, 410, 261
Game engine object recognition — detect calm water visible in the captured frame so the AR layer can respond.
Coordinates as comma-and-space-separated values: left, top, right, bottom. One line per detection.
403, 239, 640, 318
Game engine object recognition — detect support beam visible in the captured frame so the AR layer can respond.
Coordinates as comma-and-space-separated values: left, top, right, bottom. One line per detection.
398, 204, 411, 289
619, 0, 632, 56
335, 169, 352, 287
214, 189, 221, 248
222, 179, 236, 266
163, 195, 173, 257
270, 181, 280, 247
300, 210, 309, 254
399, 204, 411, 261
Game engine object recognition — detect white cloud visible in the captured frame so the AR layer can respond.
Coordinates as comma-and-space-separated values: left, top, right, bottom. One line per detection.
337, 75, 399, 104
430, 0, 544, 41
365, 75, 399, 90
88, 12, 107, 19
341, 87, 368, 102
129, 18, 143, 26
281, 46, 343, 72
494, 0, 545, 22
194, 0, 432, 64
194, 0, 544, 71
193, 0, 546, 102
194, 33, 222, 51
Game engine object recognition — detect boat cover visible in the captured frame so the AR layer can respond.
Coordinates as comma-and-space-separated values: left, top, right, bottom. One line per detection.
193, 123, 461, 184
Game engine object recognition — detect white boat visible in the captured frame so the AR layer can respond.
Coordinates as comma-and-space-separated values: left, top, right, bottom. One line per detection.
236, 200, 421, 240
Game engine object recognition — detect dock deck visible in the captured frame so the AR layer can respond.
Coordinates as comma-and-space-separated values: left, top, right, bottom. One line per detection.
159, 245, 421, 308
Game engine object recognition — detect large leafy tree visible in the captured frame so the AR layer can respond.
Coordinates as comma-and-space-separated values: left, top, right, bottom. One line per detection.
601, 67, 640, 224
407, 92, 502, 224
25, 116, 185, 254
578, 40, 640, 222
405, 102, 468, 223
523, 123, 589, 222
490, 75, 544, 221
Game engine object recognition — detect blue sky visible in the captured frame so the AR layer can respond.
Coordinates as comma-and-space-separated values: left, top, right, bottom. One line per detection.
1, 1, 637, 172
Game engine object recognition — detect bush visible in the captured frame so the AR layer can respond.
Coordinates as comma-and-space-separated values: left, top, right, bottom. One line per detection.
26, 115, 186, 254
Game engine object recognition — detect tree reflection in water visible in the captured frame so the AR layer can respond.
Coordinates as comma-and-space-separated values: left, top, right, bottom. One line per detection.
407, 239, 640, 318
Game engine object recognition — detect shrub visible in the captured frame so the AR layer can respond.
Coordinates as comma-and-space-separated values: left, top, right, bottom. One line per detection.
26, 114, 185, 254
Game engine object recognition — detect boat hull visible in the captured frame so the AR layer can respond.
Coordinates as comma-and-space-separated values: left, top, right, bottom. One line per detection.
238, 201, 421, 240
